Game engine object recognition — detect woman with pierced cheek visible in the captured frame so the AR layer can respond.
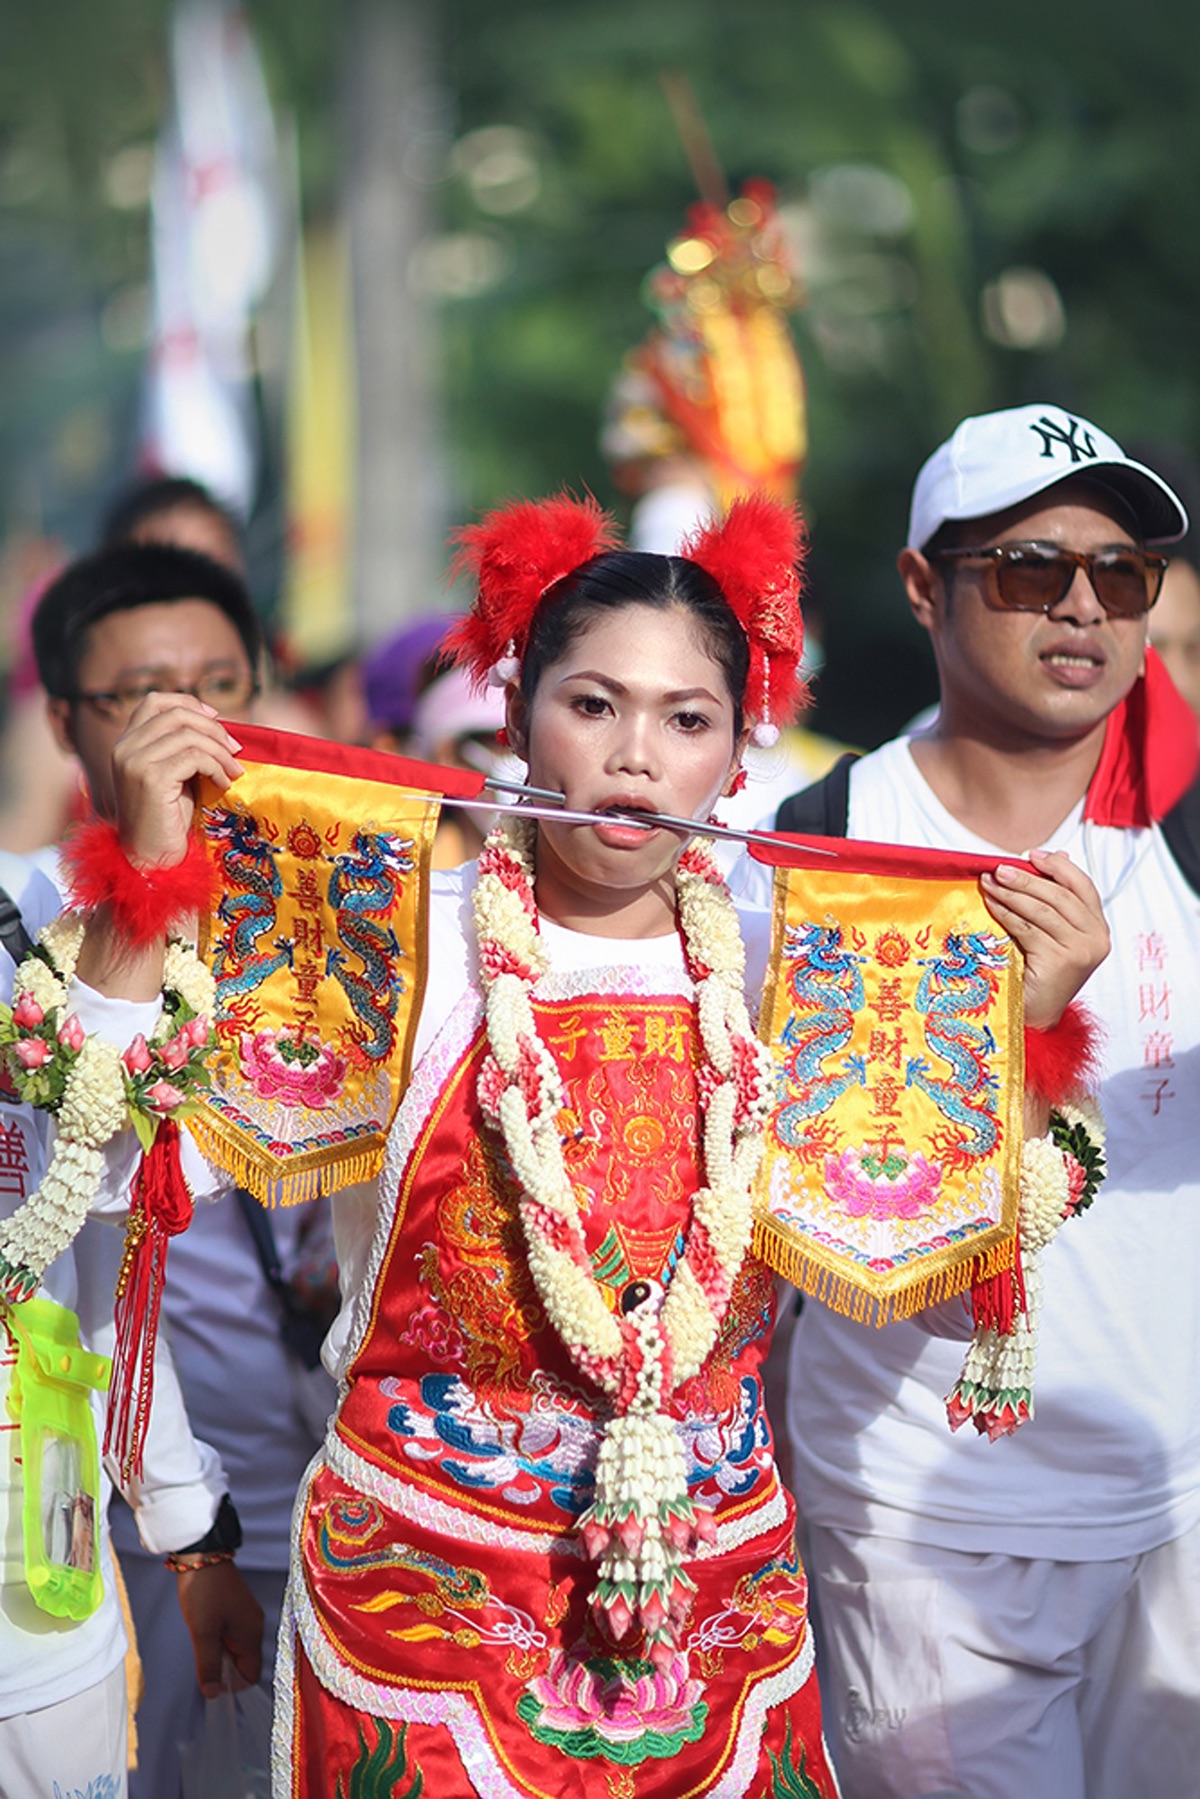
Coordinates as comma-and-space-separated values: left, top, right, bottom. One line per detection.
264, 494, 848, 1796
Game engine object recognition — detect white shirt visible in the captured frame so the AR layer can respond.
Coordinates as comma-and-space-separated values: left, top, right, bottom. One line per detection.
0, 851, 225, 1717
786, 737, 1200, 1559
34, 850, 335, 1574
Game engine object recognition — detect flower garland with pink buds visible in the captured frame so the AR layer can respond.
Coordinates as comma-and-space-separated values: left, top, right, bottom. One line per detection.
0, 914, 214, 1304
473, 819, 772, 1668
946, 1097, 1107, 1441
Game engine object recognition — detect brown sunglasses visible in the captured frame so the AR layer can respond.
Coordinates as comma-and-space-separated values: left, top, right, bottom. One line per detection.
931, 543, 1167, 619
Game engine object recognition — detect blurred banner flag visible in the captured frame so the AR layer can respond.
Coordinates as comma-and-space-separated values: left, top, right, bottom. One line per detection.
751, 835, 1025, 1320
142, 1, 283, 516
188, 724, 481, 1203
278, 224, 356, 669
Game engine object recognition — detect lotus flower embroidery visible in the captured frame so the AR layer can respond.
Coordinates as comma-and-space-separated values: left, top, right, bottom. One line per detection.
240, 1028, 348, 1109
517, 1650, 707, 1764
824, 1145, 943, 1220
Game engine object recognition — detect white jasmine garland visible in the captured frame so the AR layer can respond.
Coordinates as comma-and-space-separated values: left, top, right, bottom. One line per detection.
1018, 1135, 1073, 1253
0, 918, 213, 1305
163, 938, 217, 1020
57, 1038, 128, 1142
472, 819, 770, 1665
947, 1101, 1107, 1440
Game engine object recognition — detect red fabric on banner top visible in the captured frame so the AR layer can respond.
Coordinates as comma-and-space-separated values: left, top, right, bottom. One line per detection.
221, 720, 485, 799
748, 834, 1038, 882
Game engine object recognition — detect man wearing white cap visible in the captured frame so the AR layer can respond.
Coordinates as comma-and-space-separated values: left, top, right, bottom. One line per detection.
771, 405, 1200, 1799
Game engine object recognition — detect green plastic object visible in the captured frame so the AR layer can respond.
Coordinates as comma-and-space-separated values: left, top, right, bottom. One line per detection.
3, 1295, 111, 1620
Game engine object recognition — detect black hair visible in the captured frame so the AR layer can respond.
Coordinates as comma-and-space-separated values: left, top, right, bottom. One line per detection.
520, 551, 750, 733
33, 542, 263, 699
100, 474, 242, 554
1126, 442, 1200, 571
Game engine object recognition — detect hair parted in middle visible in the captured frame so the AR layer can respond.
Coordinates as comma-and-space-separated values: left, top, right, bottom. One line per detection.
447, 491, 807, 741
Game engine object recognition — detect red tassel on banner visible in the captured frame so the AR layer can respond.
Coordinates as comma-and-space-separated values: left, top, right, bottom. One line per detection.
968, 1237, 1027, 1338
104, 1121, 194, 1483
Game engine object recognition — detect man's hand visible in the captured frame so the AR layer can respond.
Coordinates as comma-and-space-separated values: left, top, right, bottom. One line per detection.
173, 1560, 265, 1698
980, 848, 1110, 1032
111, 692, 244, 869
75, 694, 243, 999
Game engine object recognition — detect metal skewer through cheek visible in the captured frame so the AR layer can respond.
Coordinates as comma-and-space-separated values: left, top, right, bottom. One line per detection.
473, 783, 834, 855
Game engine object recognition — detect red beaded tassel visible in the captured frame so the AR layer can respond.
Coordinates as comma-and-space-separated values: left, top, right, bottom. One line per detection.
104, 1121, 194, 1482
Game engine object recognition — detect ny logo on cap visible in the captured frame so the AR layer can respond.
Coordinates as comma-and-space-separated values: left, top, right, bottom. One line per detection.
1029, 414, 1098, 464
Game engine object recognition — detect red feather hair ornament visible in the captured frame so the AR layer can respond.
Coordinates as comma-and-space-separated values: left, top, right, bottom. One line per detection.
446, 493, 620, 687
682, 494, 808, 739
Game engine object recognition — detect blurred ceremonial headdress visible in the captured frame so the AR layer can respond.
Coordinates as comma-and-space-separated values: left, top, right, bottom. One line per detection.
601, 181, 808, 509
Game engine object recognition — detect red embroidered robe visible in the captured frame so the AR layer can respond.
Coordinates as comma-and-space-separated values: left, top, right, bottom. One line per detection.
274, 959, 838, 1799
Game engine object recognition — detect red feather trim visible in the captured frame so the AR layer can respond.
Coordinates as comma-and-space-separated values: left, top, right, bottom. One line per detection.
1024, 1001, 1102, 1107
682, 494, 808, 729
62, 821, 217, 948
447, 493, 620, 686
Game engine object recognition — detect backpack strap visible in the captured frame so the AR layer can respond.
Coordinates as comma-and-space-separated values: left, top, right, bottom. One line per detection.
0, 885, 34, 969
1160, 771, 1200, 899
773, 751, 860, 837
771, 751, 1200, 893
234, 1187, 332, 1371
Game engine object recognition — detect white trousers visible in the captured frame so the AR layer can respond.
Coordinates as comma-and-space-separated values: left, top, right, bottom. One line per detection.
806, 1517, 1200, 1799
0, 1660, 128, 1798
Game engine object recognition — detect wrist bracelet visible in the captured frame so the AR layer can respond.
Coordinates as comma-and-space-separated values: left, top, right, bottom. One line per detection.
62, 819, 216, 948
166, 1549, 236, 1573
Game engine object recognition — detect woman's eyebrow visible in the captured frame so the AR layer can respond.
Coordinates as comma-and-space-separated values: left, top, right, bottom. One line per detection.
562, 670, 721, 703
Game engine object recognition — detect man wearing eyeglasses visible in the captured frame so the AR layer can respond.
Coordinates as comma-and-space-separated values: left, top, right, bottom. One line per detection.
29, 542, 336, 1798
768, 406, 1200, 1799
33, 541, 261, 822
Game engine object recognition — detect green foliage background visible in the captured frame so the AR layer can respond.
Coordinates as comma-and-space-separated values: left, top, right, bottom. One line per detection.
3, 0, 1199, 740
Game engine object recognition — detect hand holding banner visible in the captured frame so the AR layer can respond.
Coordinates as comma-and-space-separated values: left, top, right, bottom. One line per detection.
188, 724, 478, 1203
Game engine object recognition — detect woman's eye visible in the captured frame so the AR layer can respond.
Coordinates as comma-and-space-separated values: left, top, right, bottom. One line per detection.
572, 693, 611, 716
674, 710, 711, 732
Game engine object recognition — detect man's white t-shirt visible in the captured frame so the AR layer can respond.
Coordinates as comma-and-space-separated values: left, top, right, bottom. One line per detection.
787, 736, 1200, 1560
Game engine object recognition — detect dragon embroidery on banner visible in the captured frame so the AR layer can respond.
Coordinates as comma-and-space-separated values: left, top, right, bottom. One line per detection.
325, 830, 415, 1062
204, 807, 294, 1004
773, 919, 867, 1149
905, 929, 1007, 1166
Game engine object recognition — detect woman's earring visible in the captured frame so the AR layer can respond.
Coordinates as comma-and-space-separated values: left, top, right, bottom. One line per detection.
729, 767, 747, 795
495, 726, 510, 748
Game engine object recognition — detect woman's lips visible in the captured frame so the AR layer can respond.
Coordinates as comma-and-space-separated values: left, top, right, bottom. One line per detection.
587, 800, 663, 849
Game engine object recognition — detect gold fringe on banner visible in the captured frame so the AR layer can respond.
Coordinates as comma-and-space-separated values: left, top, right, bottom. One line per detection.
751, 1213, 1016, 1327
185, 1115, 385, 1208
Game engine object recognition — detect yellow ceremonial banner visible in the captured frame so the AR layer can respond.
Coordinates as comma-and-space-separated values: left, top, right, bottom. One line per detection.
752, 837, 1026, 1322
189, 724, 479, 1204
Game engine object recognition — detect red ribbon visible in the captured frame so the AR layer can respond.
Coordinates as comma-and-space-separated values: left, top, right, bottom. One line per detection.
1084, 648, 1200, 829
